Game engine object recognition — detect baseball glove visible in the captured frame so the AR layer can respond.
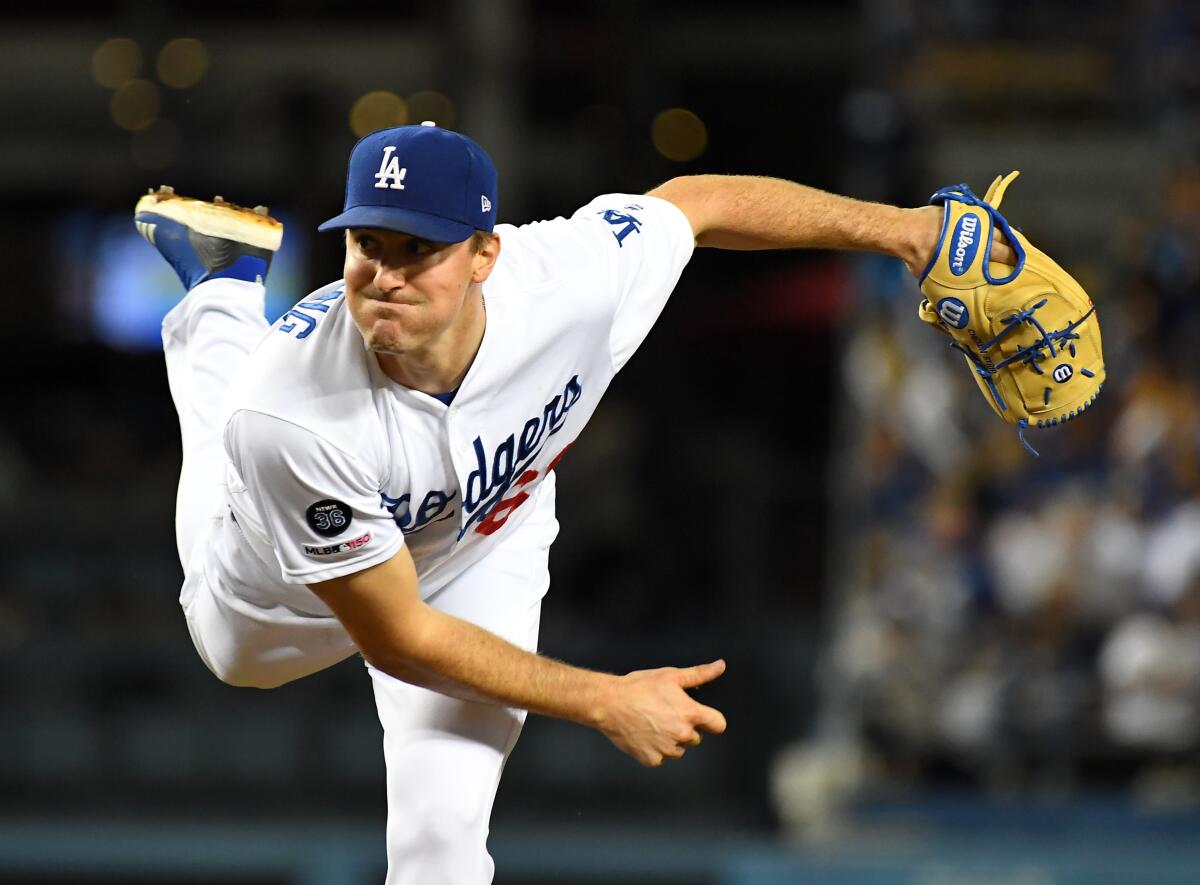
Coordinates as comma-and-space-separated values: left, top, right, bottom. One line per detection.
917, 171, 1104, 455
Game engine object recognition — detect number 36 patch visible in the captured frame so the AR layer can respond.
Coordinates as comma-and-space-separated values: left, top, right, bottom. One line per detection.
306, 499, 352, 537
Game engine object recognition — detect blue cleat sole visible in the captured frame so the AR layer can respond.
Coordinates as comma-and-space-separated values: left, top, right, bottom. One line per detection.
134, 187, 283, 290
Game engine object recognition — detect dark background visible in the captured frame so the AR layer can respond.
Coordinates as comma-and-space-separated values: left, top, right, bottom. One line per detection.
3, 2, 1200, 883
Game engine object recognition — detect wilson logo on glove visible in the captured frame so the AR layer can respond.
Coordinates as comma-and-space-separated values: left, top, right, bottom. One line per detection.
937, 297, 970, 329
917, 171, 1105, 455
949, 214, 980, 276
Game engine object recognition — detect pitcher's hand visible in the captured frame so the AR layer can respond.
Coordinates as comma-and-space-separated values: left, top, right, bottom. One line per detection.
597, 659, 727, 767
902, 205, 1016, 277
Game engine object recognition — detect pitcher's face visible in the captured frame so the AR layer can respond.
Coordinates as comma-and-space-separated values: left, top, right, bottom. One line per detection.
344, 229, 493, 355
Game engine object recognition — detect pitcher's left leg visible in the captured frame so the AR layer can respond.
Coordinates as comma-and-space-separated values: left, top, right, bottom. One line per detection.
368, 659, 532, 885
369, 507, 555, 884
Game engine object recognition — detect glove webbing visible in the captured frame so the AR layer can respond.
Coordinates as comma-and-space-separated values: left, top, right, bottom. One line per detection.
947, 299, 1096, 457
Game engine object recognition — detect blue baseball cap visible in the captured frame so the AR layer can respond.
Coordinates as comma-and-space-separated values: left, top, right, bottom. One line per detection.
318, 122, 498, 243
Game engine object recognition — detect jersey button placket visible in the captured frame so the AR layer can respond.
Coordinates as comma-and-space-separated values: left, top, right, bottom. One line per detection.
445, 414, 473, 533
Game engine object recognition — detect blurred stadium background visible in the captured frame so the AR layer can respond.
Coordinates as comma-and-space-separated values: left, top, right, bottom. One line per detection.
3, 0, 1200, 882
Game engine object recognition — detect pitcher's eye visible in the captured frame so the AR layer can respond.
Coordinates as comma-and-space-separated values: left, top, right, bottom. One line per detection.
355, 233, 379, 252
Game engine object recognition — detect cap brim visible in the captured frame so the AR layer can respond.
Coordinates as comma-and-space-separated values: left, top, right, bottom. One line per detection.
317, 205, 475, 243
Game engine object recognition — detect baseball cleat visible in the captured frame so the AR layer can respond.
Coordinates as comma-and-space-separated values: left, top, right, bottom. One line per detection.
134, 186, 283, 290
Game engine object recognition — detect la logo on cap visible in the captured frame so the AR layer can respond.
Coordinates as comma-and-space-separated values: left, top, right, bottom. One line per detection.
374, 146, 407, 191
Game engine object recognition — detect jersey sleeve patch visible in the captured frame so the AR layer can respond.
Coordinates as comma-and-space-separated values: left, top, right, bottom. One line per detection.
305, 499, 353, 537
225, 410, 403, 584
572, 194, 696, 372
597, 204, 645, 247
304, 531, 372, 557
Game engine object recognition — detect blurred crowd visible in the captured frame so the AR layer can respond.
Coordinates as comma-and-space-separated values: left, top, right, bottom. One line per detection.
3, 1, 1198, 849
834, 199, 1199, 765
774, 0, 1200, 835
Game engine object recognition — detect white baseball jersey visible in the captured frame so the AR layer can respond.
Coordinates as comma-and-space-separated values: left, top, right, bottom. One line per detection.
198, 194, 694, 620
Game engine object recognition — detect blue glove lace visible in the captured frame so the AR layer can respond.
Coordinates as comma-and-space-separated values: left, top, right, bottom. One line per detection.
928, 183, 1027, 284
947, 300, 1098, 458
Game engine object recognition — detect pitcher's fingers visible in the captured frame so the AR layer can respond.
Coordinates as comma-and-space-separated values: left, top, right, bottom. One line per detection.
693, 702, 727, 734
676, 658, 727, 689
989, 233, 1017, 266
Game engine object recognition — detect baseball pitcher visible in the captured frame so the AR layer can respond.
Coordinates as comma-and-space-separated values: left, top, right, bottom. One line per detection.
136, 122, 1094, 883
